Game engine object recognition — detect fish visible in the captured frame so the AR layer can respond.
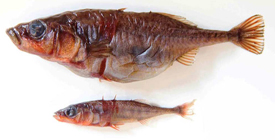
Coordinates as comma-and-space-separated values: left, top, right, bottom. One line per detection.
6, 8, 264, 83
53, 97, 195, 130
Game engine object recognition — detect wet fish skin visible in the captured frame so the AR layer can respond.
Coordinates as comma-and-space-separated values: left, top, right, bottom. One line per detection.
54, 98, 195, 130
6, 9, 264, 83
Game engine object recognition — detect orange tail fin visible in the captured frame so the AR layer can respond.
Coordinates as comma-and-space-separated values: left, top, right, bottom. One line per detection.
177, 100, 196, 117
230, 15, 264, 54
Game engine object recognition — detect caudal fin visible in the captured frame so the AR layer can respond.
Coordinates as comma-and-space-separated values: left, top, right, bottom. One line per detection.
177, 100, 196, 117
230, 15, 264, 54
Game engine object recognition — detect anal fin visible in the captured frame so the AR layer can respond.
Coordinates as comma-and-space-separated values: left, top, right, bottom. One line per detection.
177, 48, 199, 66
139, 119, 150, 125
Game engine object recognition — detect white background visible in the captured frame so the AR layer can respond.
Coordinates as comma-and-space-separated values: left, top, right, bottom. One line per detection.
0, 0, 275, 140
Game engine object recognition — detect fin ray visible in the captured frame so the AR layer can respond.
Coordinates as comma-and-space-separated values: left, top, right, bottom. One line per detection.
139, 119, 150, 125
157, 13, 197, 27
230, 15, 264, 54
134, 99, 160, 107
118, 8, 126, 11
177, 100, 196, 117
176, 48, 199, 66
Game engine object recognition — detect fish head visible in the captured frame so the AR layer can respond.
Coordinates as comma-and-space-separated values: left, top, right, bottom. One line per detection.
54, 103, 94, 125
6, 15, 81, 63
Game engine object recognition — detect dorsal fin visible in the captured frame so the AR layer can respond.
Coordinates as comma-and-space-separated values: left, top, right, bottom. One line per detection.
118, 8, 126, 11
157, 12, 197, 27
134, 99, 160, 107
177, 48, 199, 66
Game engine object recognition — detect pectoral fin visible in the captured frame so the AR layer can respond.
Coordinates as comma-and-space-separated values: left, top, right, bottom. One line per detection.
177, 48, 199, 66
88, 41, 113, 57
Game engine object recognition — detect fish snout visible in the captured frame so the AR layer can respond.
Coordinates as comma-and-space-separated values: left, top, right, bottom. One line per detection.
54, 110, 67, 122
6, 28, 22, 46
54, 111, 62, 121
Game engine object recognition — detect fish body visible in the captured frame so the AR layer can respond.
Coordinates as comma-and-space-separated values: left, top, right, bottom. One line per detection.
54, 99, 195, 130
6, 9, 264, 82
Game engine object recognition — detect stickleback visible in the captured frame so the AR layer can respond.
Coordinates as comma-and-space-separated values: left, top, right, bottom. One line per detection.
54, 98, 195, 130
6, 9, 264, 82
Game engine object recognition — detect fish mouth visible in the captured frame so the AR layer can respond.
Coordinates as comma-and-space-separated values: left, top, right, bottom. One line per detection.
53, 112, 61, 121
6, 28, 22, 46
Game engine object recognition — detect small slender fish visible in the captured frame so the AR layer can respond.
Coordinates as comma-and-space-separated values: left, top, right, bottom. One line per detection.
6, 9, 264, 83
54, 98, 195, 130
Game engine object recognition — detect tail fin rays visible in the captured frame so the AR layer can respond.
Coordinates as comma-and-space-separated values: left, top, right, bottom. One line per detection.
177, 99, 196, 117
230, 15, 264, 54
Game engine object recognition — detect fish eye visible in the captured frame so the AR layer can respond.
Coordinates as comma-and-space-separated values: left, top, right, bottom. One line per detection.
65, 106, 77, 118
29, 20, 46, 38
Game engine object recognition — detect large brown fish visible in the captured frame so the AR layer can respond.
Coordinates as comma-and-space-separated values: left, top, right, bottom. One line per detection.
54, 98, 195, 130
6, 9, 264, 83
